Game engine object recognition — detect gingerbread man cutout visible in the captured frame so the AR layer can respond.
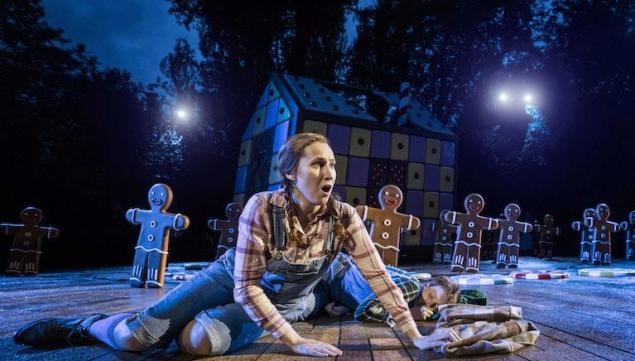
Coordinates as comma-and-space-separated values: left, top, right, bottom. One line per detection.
0, 207, 59, 275
482, 213, 503, 261
572, 208, 596, 263
126, 183, 190, 288
534, 214, 561, 259
444, 193, 498, 273
620, 210, 635, 260
531, 219, 541, 257
496, 204, 532, 269
433, 210, 456, 264
356, 185, 420, 267
208, 202, 243, 260
584, 203, 619, 265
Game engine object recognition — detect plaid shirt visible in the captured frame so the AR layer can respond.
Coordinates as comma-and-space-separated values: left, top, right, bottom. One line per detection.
234, 189, 417, 339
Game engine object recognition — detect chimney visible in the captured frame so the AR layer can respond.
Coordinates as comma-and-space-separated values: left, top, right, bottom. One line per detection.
397, 82, 411, 126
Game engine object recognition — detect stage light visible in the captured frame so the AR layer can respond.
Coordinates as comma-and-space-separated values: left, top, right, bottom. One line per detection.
498, 92, 509, 103
523, 93, 533, 104
176, 108, 188, 120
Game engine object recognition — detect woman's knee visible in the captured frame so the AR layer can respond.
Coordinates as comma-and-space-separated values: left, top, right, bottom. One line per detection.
112, 321, 148, 351
178, 313, 232, 356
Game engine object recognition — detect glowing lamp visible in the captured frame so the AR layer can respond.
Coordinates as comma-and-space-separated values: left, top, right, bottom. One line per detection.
523, 93, 533, 104
176, 109, 188, 120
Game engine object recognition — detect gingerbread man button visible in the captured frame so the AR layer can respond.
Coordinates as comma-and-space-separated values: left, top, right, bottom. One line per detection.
584, 203, 619, 265
433, 209, 456, 264
1, 207, 59, 275
495, 203, 532, 269
356, 185, 420, 266
444, 193, 498, 273
208, 202, 243, 260
126, 183, 190, 288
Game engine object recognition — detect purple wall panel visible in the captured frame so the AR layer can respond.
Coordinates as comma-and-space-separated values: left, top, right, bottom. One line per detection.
241, 116, 254, 141
327, 124, 350, 154
347, 157, 369, 186
439, 192, 454, 212
332, 186, 346, 202
422, 219, 437, 246
272, 120, 289, 153
370, 130, 390, 159
408, 135, 427, 162
424, 165, 440, 191
234, 166, 248, 193
406, 191, 423, 216
441, 141, 456, 166
264, 98, 279, 130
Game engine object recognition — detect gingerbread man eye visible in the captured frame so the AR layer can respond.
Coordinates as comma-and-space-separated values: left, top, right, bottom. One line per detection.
396, 194, 400, 198
477, 201, 482, 204
384, 191, 389, 196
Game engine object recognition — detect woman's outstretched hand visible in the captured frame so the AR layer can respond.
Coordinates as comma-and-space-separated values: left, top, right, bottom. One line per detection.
411, 327, 460, 350
287, 337, 343, 357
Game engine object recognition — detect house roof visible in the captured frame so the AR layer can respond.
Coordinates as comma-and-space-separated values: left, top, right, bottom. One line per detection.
277, 73, 454, 136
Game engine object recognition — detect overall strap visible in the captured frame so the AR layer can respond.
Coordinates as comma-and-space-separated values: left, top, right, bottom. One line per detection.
271, 205, 286, 251
325, 216, 334, 255
325, 201, 343, 255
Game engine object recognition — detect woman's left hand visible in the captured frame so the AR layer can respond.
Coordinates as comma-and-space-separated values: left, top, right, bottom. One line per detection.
410, 328, 459, 350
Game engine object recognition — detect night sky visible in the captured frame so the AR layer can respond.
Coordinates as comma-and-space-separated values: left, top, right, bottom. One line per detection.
39, 0, 364, 85
41, 0, 200, 84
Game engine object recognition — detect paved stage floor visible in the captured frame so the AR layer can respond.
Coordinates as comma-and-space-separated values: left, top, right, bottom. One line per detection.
1, 257, 634, 361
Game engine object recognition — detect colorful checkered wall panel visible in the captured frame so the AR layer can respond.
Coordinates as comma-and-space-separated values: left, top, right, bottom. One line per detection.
236, 76, 455, 251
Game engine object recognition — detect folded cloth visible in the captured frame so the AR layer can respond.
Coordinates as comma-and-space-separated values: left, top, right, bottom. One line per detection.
426, 289, 488, 321
433, 304, 540, 356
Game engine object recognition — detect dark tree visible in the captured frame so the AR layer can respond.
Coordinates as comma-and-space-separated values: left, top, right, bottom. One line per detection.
0, 0, 157, 267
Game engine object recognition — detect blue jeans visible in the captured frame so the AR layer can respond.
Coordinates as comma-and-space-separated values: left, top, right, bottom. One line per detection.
124, 250, 263, 354
314, 253, 371, 312
315, 252, 414, 313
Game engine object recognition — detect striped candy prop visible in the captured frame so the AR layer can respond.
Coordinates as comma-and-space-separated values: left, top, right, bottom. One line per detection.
578, 268, 635, 277
397, 82, 411, 126
512, 271, 570, 280
451, 274, 514, 286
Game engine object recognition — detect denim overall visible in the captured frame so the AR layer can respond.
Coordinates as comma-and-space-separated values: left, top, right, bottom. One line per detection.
126, 204, 335, 355
260, 205, 334, 320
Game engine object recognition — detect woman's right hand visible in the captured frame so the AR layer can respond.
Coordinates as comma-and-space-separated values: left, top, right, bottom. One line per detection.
287, 336, 343, 357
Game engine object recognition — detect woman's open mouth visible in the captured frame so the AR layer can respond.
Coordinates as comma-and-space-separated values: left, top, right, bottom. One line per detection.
321, 184, 332, 195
